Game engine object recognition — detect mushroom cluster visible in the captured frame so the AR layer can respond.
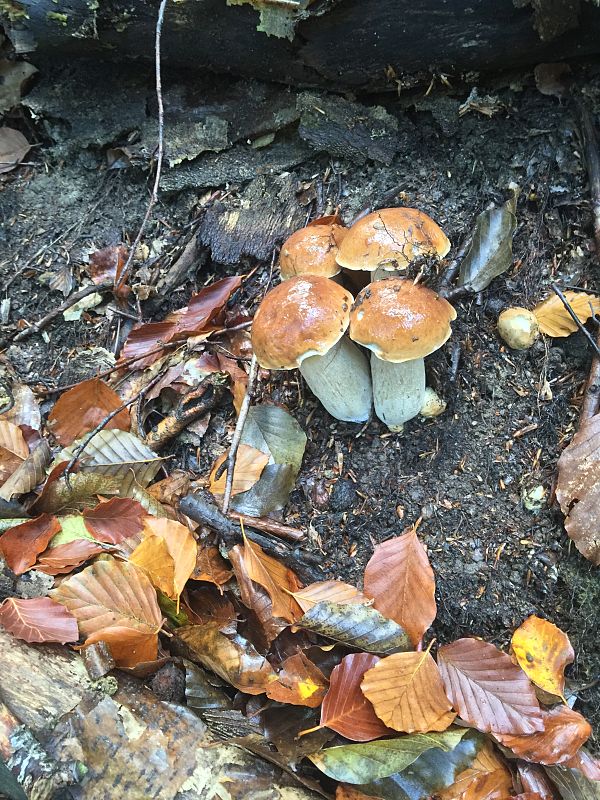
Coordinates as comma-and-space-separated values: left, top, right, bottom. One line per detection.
251, 208, 456, 430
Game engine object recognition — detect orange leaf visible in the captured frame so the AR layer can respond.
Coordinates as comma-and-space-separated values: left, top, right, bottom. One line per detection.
130, 535, 176, 598
191, 544, 233, 586
495, 705, 591, 765
533, 291, 600, 337
511, 615, 574, 700
564, 748, 600, 780
266, 652, 328, 707
209, 444, 269, 497
0, 420, 28, 483
363, 528, 436, 647
336, 785, 381, 800
516, 762, 560, 799
36, 538, 105, 575
50, 557, 163, 668
361, 651, 455, 733
186, 586, 237, 629
438, 638, 543, 735
291, 580, 370, 613
139, 517, 197, 601
438, 740, 513, 800
0, 514, 62, 574
0, 597, 78, 643
320, 652, 392, 741
83, 497, 147, 544
48, 378, 131, 446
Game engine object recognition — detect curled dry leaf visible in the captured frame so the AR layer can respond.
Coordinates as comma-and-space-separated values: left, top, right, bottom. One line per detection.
0, 126, 31, 174
48, 378, 131, 446
186, 587, 237, 630
363, 528, 436, 648
555, 417, 600, 565
130, 535, 176, 598
361, 651, 455, 734
533, 291, 600, 338
83, 497, 147, 544
139, 517, 197, 601
87, 244, 128, 286
191, 544, 233, 585
0, 597, 79, 643
0, 420, 28, 484
495, 705, 591, 766
0, 439, 51, 501
438, 638, 543, 735
167, 276, 243, 339
0, 513, 61, 574
50, 557, 163, 668
265, 651, 328, 707
209, 444, 270, 497
36, 538, 104, 575
0, 381, 41, 431
119, 322, 175, 369
320, 653, 392, 742
229, 545, 287, 646
517, 762, 561, 799
291, 580, 370, 613
511, 615, 574, 700
438, 739, 512, 800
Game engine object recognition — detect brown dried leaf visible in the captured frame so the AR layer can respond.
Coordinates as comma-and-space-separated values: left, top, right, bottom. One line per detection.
0, 126, 30, 173
0, 513, 61, 574
87, 244, 127, 286
291, 580, 370, 613
0, 420, 28, 483
50, 557, 163, 667
83, 497, 146, 544
363, 528, 436, 647
361, 651, 455, 733
533, 292, 600, 338
166, 276, 243, 339
186, 586, 237, 629
265, 652, 328, 707
438, 740, 513, 800
146, 470, 190, 506
0, 440, 51, 500
119, 322, 175, 369
191, 544, 233, 585
336, 787, 381, 800
0, 597, 79, 643
511, 616, 574, 700
563, 748, 600, 780
495, 705, 592, 766
32, 469, 121, 514
35, 538, 105, 575
555, 417, 600, 564
209, 444, 269, 497
229, 545, 287, 646
48, 378, 131, 446
130, 535, 176, 597
142, 517, 196, 599
517, 762, 560, 799
438, 638, 544, 735
177, 623, 275, 694
0, 382, 41, 431
320, 653, 392, 742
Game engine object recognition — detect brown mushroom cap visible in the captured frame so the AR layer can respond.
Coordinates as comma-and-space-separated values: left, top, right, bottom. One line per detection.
349, 278, 457, 363
252, 275, 353, 369
280, 224, 347, 280
336, 208, 450, 272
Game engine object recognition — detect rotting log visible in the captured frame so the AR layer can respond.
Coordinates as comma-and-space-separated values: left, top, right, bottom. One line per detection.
4, 0, 600, 91
0, 628, 321, 800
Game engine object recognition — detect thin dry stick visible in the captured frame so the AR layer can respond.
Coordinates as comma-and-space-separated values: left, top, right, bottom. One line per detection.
550, 284, 600, 360
12, 283, 111, 342
221, 354, 259, 515
114, 0, 168, 294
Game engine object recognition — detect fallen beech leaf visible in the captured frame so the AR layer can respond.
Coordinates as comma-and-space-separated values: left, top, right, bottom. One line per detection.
336, 786, 381, 800
0, 420, 28, 483
533, 292, 600, 338
543, 763, 600, 800
361, 650, 455, 733
232, 534, 302, 623
192, 544, 233, 585
0, 382, 41, 431
130, 535, 176, 598
0, 126, 30, 174
320, 653, 392, 742
146, 470, 190, 506
495, 705, 591, 766
119, 321, 175, 369
50, 557, 163, 668
140, 517, 197, 601
438, 638, 543, 735
0, 597, 78, 643
513, 794, 544, 799
167, 276, 243, 339
556, 417, 600, 565
83, 497, 146, 544
36, 538, 104, 575
363, 528, 436, 647
87, 244, 128, 286
511, 616, 574, 700
0, 513, 61, 574
438, 739, 513, 800
0, 440, 51, 500
229, 545, 287, 646
186, 587, 237, 629
298, 601, 412, 654
517, 762, 561, 799
291, 580, 370, 613
48, 379, 131, 446
209, 444, 269, 497
176, 623, 275, 694
564, 748, 600, 780
32, 470, 121, 514
309, 728, 466, 784
266, 651, 328, 707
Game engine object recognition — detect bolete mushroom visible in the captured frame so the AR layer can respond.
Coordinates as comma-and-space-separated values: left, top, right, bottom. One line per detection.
349, 278, 456, 431
336, 207, 450, 280
497, 307, 540, 350
279, 222, 347, 281
252, 275, 372, 423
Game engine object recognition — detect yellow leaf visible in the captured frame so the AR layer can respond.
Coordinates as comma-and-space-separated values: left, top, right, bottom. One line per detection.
209, 444, 269, 497
511, 615, 574, 701
130, 534, 175, 598
139, 517, 197, 601
533, 291, 600, 337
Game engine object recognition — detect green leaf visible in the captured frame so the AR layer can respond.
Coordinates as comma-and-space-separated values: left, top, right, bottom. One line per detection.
458, 193, 518, 293
232, 464, 295, 516
241, 405, 306, 475
308, 729, 467, 783
53, 515, 97, 545
297, 601, 412, 654
355, 730, 483, 799
544, 765, 600, 800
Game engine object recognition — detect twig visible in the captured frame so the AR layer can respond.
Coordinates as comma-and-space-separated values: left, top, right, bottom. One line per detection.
227, 511, 305, 543
551, 284, 600, 361
438, 231, 473, 294
220, 353, 259, 515
12, 283, 111, 342
114, 0, 168, 294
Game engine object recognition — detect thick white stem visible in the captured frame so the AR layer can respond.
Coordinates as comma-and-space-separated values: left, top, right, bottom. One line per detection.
299, 337, 373, 423
371, 356, 425, 431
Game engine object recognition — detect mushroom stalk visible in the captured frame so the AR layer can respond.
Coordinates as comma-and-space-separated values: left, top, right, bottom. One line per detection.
370, 355, 425, 431
299, 336, 373, 423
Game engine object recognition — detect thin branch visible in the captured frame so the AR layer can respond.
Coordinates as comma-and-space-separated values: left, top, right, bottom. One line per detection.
550, 284, 600, 360
438, 230, 474, 294
221, 354, 259, 515
227, 511, 305, 542
12, 283, 111, 342
114, 0, 168, 294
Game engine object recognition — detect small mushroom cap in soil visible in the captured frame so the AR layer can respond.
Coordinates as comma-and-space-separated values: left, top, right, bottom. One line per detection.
335, 207, 450, 272
252, 275, 353, 369
349, 278, 457, 363
279, 224, 347, 280
497, 307, 540, 350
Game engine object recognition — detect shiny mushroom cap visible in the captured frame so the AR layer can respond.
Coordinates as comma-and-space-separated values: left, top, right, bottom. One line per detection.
336, 208, 450, 272
252, 275, 353, 369
280, 224, 347, 280
349, 278, 457, 363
